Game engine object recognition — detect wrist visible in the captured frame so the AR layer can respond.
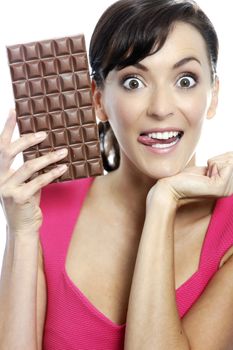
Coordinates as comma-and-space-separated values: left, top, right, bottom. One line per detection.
146, 180, 178, 212
8, 228, 40, 242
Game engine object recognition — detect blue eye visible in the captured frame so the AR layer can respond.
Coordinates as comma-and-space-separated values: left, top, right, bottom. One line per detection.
122, 77, 145, 90
177, 75, 197, 88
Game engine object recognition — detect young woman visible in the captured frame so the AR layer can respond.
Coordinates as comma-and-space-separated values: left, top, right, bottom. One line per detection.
1, 0, 233, 349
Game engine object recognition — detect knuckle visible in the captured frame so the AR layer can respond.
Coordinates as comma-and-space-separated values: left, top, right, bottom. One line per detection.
34, 173, 51, 189
0, 174, 15, 194
29, 133, 39, 145
225, 151, 233, 157
23, 132, 34, 141
42, 151, 57, 165
14, 193, 24, 204
48, 151, 57, 160
23, 159, 39, 175
0, 186, 11, 200
207, 157, 214, 163
10, 187, 20, 201
0, 144, 11, 159
9, 190, 23, 205
14, 188, 29, 204
36, 174, 47, 187
15, 195, 28, 205
1, 185, 29, 205
20, 133, 36, 148
24, 160, 33, 171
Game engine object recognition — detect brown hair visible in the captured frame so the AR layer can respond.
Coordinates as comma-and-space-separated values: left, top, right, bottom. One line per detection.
90, 0, 219, 171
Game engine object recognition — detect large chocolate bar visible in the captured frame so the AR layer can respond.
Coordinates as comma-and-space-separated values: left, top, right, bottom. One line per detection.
7, 35, 103, 182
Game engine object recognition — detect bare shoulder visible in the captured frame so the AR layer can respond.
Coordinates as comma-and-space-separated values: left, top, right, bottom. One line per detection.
182, 254, 233, 350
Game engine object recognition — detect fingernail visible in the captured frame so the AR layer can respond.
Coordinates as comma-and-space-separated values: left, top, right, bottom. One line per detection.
35, 131, 47, 139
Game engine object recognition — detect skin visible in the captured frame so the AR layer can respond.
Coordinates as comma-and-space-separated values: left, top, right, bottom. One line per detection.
0, 113, 68, 349
92, 20, 221, 241
91, 21, 233, 348
94, 21, 219, 191
1, 20, 233, 350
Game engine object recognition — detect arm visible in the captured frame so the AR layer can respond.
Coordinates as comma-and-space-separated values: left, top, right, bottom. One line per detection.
124, 154, 233, 350
124, 189, 190, 350
124, 191, 233, 350
0, 229, 39, 349
0, 228, 46, 350
0, 110, 66, 349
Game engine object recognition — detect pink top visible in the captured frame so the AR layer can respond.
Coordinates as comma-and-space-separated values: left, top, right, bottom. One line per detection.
39, 177, 233, 350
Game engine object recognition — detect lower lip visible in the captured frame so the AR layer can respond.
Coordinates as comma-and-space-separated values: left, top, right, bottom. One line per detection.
138, 137, 182, 155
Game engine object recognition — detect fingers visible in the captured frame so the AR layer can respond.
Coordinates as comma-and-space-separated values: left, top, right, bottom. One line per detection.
206, 152, 233, 177
0, 109, 16, 144
207, 152, 233, 165
8, 148, 68, 186
207, 163, 219, 178
9, 165, 68, 205
10, 131, 47, 158
1, 149, 68, 206
206, 153, 233, 196
0, 130, 47, 175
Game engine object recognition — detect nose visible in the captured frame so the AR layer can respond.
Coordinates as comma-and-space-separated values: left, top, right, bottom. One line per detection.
147, 87, 175, 120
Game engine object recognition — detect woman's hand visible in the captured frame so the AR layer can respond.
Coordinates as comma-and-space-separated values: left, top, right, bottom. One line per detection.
147, 152, 233, 209
0, 110, 68, 235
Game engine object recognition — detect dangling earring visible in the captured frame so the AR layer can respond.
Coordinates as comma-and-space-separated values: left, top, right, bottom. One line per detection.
98, 121, 120, 172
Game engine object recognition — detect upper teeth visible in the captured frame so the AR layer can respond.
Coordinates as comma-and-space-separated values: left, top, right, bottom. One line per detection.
148, 131, 179, 140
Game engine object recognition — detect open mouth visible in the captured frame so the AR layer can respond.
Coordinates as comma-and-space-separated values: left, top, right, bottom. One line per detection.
138, 130, 184, 149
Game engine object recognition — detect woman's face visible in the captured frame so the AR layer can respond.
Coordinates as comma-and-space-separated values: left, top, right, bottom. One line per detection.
95, 21, 219, 179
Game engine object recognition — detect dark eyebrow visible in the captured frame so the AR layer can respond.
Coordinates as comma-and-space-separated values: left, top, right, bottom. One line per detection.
133, 62, 149, 71
173, 56, 202, 69
130, 56, 201, 72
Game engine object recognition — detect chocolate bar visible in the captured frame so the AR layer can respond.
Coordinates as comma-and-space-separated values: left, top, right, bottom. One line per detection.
7, 35, 104, 182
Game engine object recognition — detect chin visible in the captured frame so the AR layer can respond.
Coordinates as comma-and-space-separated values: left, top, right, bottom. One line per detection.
148, 164, 182, 180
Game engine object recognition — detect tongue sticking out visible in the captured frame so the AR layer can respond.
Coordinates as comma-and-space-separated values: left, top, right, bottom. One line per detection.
138, 134, 180, 146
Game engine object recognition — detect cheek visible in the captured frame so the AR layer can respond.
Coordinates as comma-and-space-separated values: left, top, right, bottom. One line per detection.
104, 90, 143, 129
178, 89, 211, 127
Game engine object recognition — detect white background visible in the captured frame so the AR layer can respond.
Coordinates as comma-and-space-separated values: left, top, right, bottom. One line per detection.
0, 0, 232, 268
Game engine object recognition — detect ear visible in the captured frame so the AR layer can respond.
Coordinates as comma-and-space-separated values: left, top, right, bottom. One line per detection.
207, 76, 219, 120
91, 80, 108, 122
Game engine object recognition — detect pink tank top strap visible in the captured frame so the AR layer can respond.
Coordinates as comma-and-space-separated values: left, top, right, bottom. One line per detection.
198, 194, 233, 272
176, 194, 233, 318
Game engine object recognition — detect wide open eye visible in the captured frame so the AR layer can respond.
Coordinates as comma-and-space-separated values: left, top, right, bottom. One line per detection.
176, 74, 197, 89
122, 76, 145, 90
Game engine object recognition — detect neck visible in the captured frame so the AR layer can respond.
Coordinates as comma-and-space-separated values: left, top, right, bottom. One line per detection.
107, 158, 157, 208
107, 151, 197, 204
105, 152, 214, 215
101, 154, 216, 241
